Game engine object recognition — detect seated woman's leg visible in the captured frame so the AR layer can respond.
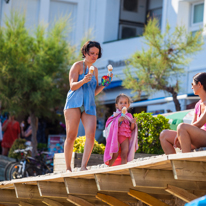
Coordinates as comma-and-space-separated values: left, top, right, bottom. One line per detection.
159, 129, 177, 154
177, 123, 206, 153
81, 112, 96, 171
64, 108, 81, 171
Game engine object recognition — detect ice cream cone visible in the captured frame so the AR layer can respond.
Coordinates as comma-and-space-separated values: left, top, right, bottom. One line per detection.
107, 64, 113, 76
121, 107, 127, 117
89, 66, 94, 74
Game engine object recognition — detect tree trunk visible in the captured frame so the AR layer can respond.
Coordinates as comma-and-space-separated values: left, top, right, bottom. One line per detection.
30, 112, 38, 157
172, 92, 181, 111
164, 86, 181, 111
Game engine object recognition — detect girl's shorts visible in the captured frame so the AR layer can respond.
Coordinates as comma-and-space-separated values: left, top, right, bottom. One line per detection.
118, 135, 130, 144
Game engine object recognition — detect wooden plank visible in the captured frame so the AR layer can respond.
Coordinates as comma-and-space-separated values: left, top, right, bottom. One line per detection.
67, 195, 94, 206
42, 198, 64, 206
96, 193, 129, 206
18, 202, 34, 206
168, 151, 206, 162
165, 185, 198, 203
0, 189, 19, 203
135, 187, 171, 195
64, 178, 97, 195
0, 173, 64, 189
14, 184, 41, 200
95, 174, 134, 192
130, 168, 206, 190
0, 155, 169, 188
172, 160, 206, 181
37, 182, 67, 198
101, 192, 138, 203
128, 189, 169, 206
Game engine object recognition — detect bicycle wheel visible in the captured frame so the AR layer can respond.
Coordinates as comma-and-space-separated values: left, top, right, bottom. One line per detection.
24, 166, 42, 177
4, 161, 16, 180
9, 162, 23, 180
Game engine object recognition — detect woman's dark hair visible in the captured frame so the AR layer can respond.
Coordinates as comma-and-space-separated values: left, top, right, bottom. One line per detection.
115, 93, 133, 104
193, 72, 206, 92
81, 41, 102, 59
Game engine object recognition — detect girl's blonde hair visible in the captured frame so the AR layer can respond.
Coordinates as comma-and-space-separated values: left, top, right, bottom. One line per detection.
115, 93, 133, 104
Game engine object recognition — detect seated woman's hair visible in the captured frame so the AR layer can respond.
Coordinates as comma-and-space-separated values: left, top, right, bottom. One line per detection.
81, 41, 102, 59
115, 93, 133, 104
193, 72, 206, 91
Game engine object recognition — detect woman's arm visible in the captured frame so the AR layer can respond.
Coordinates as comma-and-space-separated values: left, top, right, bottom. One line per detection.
21, 126, 32, 138
192, 111, 206, 128
2, 119, 10, 132
94, 67, 113, 96
70, 62, 92, 91
94, 67, 105, 96
191, 112, 197, 124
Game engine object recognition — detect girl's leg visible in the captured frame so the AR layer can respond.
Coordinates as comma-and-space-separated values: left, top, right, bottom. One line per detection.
64, 108, 81, 171
108, 152, 119, 166
120, 139, 129, 164
177, 123, 206, 153
108, 141, 120, 167
159, 130, 177, 154
81, 112, 96, 171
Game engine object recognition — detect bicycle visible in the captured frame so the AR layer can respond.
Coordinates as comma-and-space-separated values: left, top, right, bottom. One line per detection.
5, 147, 53, 180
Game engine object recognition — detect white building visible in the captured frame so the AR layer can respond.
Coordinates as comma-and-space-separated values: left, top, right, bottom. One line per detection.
0, 0, 205, 140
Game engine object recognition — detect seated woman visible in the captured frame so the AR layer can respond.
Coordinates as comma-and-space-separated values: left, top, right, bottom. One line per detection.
160, 72, 206, 154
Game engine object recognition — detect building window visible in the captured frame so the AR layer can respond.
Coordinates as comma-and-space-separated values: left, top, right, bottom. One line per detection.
148, 7, 162, 29
147, 0, 163, 29
190, 1, 204, 32
123, 0, 138, 12
192, 2, 204, 24
119, 0, 147, 39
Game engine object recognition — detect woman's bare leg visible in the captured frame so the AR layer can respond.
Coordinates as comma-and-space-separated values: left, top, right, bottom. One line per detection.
109, 152, 119, 166
64, 108, 81, 171
81, 112, 96, 171
159, 130, 177, 154
120, 139, 129, 164
177, 123, 206, 153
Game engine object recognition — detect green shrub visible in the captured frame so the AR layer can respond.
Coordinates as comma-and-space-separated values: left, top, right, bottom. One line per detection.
8, 138, 27, 160
134, 112, 170, 154
73, 136, 105, 155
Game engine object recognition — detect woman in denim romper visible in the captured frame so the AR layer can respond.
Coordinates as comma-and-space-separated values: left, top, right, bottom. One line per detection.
64, 41, 113, 171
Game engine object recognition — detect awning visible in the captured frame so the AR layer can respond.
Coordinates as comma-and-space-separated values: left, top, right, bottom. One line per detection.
130, 94, 199, 108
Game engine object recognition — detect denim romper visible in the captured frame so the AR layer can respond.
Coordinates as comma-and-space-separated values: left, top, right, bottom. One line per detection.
64, 66, 97, 116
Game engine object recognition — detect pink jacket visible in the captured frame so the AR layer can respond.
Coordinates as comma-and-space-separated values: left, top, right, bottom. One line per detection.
104, 110, 138, 166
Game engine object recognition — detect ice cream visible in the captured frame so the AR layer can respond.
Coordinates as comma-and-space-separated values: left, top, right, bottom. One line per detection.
107, 64, 113, 76
121, 107, 127, 117
89, 66, 94, 74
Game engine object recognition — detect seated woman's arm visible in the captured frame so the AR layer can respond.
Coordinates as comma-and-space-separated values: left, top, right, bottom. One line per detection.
192, 111, 206, 128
